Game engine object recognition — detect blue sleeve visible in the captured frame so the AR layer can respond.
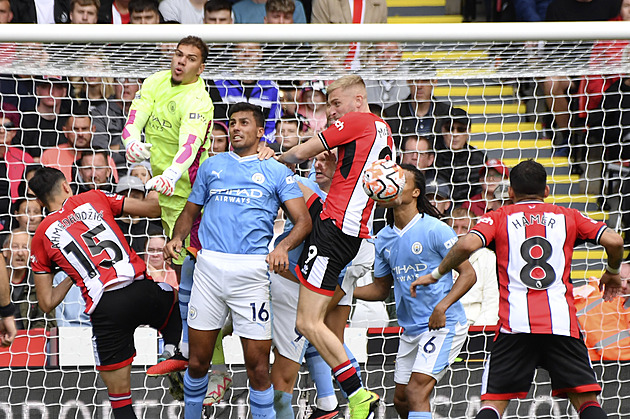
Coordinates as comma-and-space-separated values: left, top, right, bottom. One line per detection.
293, 1, 307, 23
433, 222, 458, 259
373, 236, 390, 278
275, 165, 304, 203
188, 160, 209, 206
263, 87, 282, 143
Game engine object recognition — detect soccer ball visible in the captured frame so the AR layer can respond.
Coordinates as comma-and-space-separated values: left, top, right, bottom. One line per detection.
362, 159, 406, 202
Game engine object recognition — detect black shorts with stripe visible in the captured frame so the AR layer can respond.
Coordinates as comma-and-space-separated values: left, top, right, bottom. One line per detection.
295, 216, 363, 296
90, 279, 180, 371
481, 333, 601, 400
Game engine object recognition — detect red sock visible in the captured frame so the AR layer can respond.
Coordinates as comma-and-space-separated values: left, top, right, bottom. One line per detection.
109, 392, 136, 419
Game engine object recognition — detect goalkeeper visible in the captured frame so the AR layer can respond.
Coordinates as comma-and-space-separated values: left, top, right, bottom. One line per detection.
122, 36, 219, 383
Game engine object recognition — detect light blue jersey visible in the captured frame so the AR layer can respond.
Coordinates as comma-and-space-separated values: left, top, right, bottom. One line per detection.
189, 152, 303, 254
374, 213, 466, 336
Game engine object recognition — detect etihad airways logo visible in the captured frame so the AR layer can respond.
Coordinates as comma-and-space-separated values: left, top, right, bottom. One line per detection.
210, 188, 264, 204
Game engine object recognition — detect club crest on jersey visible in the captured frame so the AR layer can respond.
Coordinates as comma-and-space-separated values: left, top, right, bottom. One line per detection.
411, 242, 423, 254
189, 305, 198, 320
252, 173, 265, 184
167, 101, 176, 113
334, 120, 344, 131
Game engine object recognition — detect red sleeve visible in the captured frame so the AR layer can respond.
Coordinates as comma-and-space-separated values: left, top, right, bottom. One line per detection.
30, 230, 53, 274
572, 209, 607, 243
98, 190, 125, 217
471, 211, 499, 247
318, 113, 368, 150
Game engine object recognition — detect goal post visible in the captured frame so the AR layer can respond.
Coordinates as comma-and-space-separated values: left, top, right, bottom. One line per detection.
0, 22, 629, 418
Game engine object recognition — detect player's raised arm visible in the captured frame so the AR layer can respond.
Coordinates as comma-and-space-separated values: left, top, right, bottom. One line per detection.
277, 133, 327, 164
598, 227, 625, 301
122, 78, 154, 163
164, 201, 203, 260
268, 197, 312, 274
0, 254, 16, 347
121, 190, 161, 218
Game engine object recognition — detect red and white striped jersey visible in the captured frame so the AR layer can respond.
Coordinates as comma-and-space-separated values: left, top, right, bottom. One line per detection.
318, 111, 394, 238
31, 190, 146, 315
471, 200, 607, 338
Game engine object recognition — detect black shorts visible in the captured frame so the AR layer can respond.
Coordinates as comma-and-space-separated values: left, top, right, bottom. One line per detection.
481, 333, 601, 400
295, 216, 363, 296
90, 279, 180, 371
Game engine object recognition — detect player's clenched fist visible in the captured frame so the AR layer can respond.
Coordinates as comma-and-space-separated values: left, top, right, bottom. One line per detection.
164, 238, 183, 260
126, 140, 152, 163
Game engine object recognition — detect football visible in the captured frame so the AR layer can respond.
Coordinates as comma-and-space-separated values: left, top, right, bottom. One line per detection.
362, 159, 406, 202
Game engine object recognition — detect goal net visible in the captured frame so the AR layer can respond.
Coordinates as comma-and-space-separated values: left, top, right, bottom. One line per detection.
0, 22, 629, 418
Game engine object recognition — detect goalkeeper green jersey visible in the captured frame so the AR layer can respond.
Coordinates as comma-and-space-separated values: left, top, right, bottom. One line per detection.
125, 70, 214, 199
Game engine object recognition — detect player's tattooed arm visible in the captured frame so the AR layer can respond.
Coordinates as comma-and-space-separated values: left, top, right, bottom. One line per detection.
268, 197, 312, 273
34, 272, 74, 313
354, 274, 393, 301
165, 201, 203, 260
277, 134, 327, 164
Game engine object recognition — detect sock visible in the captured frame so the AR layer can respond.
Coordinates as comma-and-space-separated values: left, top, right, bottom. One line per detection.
337, 343, 362, 398
332, 360, 362, 399
578, 401, 607, 419
476, 406, 501, 419
305, 343, 337, 411
184, 370, 208, 419
273, 390, 294, 419
250, 385, 276, 419
409, 412, 432, 419
109, 392, 136, 419
179, 255, 195, 359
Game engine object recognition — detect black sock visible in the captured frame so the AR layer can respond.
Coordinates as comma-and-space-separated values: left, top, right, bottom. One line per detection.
579, 402, 607, 419
476, 406, 501, 419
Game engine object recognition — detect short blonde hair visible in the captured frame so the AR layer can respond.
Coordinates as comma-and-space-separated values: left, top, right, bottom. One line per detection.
327, 75, 366, 96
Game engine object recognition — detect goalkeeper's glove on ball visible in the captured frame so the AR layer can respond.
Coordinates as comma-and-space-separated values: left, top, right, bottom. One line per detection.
146, 166, 182, 197
126, 140, 152, 163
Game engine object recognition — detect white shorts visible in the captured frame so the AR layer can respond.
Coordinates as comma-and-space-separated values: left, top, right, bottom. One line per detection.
339, 240, 374, 306
270, 273, 308, 363
394, 322, 468, 384
188, 250, 272, 340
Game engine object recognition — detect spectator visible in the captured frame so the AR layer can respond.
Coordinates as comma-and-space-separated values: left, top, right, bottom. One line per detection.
52, 271, 91, 327
425, 178, 452, 216
215, 43, 282, 144
513, 0, 553, 21
275, 114, 303, 152
115, 175, 160, 255
462, 158, 510, 217
447, 207, 500, 326
365, 42, 410, 109
399, 134, 437, 181
435, 107, 485, 204
264, 0, 296, 23
384, 60, 452, 148
145, 234, 178, 289
129, 0, 161, 24
17, 75, 69, 160
71, 149, 116, 194
10, 0, 56, 23
204, 0, 232, 23
296, 81, 327, 133
209, 121, 229, 156
159, 0, 205, 23
69, 0, 100, 23
128, 161, 152, 184
232, 0, 306, 23
0, 0, 12, 23
40, 114, 118, 183
5, 229, 54, 330
98, 0, 130, 23
0, 113, 34, 228
311, 0, 387, 23
11, 198, 43, 234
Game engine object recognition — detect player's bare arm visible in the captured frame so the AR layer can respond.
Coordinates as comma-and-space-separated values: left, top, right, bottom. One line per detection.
428, 259, 476, 330
277, 135, 327, 164
410, 232, 483, 293
354, 274, 394, 301
0, 254, 16, 347
267, 197, 312, 274
164, 201, 203, 259
33, 272, 74, 313
121, 190, 161, 218
599, 227, 625, 301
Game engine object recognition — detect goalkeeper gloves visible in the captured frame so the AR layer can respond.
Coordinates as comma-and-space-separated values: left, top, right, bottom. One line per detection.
126, 140, 152, 163
146, 166, 182, 197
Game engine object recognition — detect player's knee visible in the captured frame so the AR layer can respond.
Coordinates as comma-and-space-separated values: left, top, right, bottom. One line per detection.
295, 316, 318, 340
187, 356, 211, 376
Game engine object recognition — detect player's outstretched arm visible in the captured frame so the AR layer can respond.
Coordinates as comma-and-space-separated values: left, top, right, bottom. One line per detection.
165, 201, 203, 260
34, 272, 74, 313
268, 197, 312, 273
410, 232, 483, 296
0, 255, 16, 347
354, 274, 394, 301
277, 135, 327, 165
599, 227, 625, 301
428, 260, 476, 330
122, 190, 161, 218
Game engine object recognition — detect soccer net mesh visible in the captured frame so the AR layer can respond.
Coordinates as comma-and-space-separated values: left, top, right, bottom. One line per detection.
1, 23, 630, 418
